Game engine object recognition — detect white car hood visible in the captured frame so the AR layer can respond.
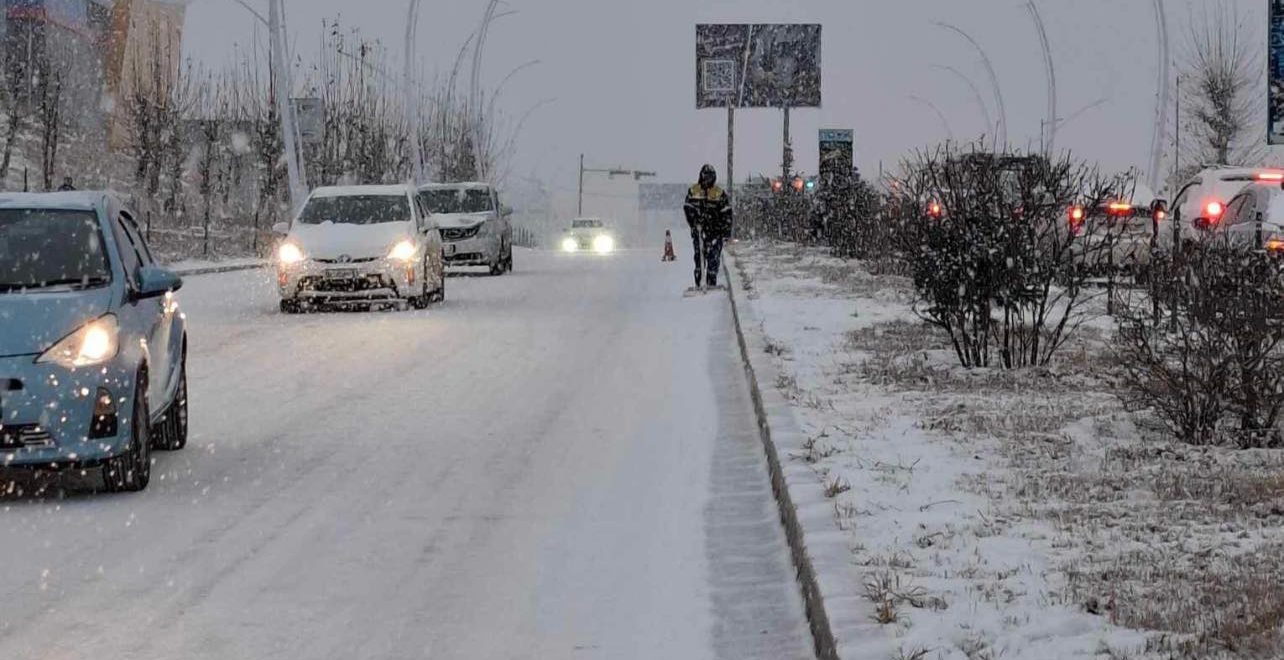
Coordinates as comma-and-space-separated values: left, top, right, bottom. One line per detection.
432, 212, 492, 229
288, 221, 413, 260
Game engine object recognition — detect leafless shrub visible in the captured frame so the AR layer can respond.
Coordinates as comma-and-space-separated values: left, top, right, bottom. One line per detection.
888, 143, 1127, 369
1115, 243, 1284, 447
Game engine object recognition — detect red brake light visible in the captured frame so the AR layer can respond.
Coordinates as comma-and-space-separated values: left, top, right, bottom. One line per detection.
771, 179, 783, 193
792, 177, 805, 192
927, 201, 943, 219
1068, 206, 1085, 222
1205, 200, 1225, 220
1154, 209, 1167, 221
1256, 171, 1284, 182
1107, 202, 1132, 216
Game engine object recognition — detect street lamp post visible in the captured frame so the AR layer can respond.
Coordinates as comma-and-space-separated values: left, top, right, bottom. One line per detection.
931, 64, 993, 139
1025, 1, 1057, 154
405, 0, 424, 184
232, 0, 307, 212
907, 95, 955, 141
935, 22, 1007, 149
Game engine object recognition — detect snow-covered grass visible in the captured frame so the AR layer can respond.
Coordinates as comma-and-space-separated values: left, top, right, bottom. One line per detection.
731, 241, 1284, 660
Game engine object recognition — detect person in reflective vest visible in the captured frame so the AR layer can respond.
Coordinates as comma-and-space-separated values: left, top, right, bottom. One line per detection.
682, 164, 732, 288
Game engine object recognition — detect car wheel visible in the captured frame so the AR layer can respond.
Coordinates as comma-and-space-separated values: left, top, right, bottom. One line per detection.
103, 373, 151, 493
428, 269, 446, 303
156, 359, 188, 451
280, 299, 302, 314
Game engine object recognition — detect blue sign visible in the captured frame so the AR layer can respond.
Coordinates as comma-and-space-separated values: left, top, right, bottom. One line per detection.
1271, 0, 1284, 144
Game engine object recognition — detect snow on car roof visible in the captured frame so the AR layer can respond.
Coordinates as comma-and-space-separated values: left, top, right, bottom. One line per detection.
418, 182, 491, 191
0, 191, 108, 211
311, 185, 411, 198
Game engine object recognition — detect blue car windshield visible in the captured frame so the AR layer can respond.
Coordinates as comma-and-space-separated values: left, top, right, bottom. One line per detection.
0, 209, 111, 292
298, 195, 410, 225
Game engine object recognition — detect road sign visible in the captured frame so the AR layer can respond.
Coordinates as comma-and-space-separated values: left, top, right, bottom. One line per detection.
695, 24, 822, 109
292, 97, 324, 147
818, 128, 853, 183
1272, 1, 1284, 144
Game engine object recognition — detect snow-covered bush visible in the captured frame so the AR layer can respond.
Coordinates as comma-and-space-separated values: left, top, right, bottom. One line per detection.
1116, 242, 1284, 447
888, 143, 1125, 369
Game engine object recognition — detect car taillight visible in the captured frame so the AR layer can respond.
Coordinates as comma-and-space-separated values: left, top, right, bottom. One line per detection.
1107, 202, 1132, 216
926, 201, 944, 219
1068, 205, 1086, 234
1205, 200, 1225, 222
1256, 171, 1284, 183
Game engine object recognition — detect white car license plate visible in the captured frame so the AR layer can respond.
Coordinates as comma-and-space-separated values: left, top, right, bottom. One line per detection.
325, 268, 357, 280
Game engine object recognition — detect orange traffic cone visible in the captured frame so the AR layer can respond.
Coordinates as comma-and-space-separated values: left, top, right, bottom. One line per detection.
662, 230, 676, 262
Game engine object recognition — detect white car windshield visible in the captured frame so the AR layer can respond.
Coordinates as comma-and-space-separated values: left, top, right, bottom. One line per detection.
420, 189, 493, 214
299, 195, 410, 225
572, 220, 603, 229
0, 209, 111, 292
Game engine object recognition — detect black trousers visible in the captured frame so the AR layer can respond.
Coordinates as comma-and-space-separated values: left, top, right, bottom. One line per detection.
690, 227, 725, 286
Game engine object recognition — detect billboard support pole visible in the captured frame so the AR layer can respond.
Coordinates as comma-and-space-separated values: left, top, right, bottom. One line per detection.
782, 107, 792, 183
727, 105, 735, 238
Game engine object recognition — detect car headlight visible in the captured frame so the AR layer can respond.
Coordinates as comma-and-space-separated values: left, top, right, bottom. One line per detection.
388, 240, 418, 262
593, 235, 615, 254
279, 242, 305, 265
37, 315, 119, 368
561, 237, 579, 252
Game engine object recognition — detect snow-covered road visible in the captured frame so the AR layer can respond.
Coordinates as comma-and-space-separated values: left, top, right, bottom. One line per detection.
0, 249, 811, 659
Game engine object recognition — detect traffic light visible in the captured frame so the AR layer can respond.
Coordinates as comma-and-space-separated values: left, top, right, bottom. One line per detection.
804, 179, 816, 191
792, 177, 805, 192
771, 179, 784, 194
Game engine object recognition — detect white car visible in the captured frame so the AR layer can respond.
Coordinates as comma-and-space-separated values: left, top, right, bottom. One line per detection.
1213, 181, 1284, 253
560, 218, 615, 254
418, 182, 513, 275
274, 185, 446, 313
1158, 167, 1284, 250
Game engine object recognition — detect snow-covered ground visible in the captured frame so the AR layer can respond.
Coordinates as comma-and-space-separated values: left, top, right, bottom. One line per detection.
0, 249, 810, 659
731, 241, 1284, 659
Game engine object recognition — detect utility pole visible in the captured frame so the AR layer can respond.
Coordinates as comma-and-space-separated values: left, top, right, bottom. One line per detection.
782, 107, 792, 182
577, 155, 656, 217
727, 105, 735, 232
404, 0, 424, 184
268, 0, 306, 212
1149, 0, 1171, 194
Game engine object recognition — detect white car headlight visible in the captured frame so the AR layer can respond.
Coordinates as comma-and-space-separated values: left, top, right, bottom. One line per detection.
561, 237, 579, 252
388, 240, 418, 262
37, 315, 120, 368
593, 235, 615, 254
278, 242, 305, 265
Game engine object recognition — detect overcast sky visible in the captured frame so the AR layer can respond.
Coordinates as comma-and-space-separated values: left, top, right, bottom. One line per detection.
182, 0, 1270, 217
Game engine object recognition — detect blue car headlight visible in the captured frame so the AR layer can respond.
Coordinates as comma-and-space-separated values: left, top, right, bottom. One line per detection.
36, 314, 119, 368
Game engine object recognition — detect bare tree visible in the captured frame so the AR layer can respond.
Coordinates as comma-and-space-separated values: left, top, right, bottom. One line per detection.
36, 68, 62, 191
1179, 1, 1264, 171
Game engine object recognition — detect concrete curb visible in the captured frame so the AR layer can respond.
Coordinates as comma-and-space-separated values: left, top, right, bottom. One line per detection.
723, 252, 842, 660
170, 262, 268, 277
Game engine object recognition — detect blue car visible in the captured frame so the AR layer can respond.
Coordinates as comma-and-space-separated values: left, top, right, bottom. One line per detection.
0, 192, 188, 493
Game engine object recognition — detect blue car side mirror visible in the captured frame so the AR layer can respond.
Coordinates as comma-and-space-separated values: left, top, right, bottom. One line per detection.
135, 266, 183, 300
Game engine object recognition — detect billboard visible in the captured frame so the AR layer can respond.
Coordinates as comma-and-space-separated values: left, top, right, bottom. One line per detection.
639, 183, 690, 212
819, 129, 853, 183
1272, 0, 1284, 144
696, 24, 821, 109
